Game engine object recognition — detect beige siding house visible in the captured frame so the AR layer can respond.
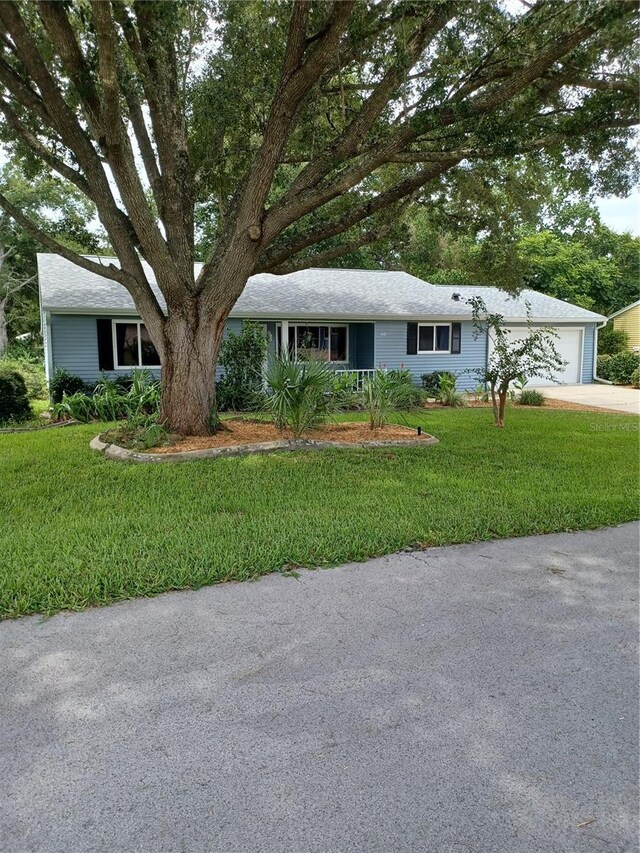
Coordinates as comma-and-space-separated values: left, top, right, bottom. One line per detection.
609, 300, 640, 351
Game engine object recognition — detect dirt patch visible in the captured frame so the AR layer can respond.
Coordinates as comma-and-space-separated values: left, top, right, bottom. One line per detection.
423, 399, 636, 415
525, 398, 636, 415
148, 420, 430, 454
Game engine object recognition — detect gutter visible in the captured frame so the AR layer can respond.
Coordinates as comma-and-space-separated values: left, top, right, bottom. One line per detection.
593, 318, 612, 384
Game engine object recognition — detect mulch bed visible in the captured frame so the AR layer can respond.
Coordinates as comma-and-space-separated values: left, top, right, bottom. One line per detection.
149, 420, 430, 454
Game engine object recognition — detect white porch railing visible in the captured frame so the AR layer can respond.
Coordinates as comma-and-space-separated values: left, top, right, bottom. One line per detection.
333, 368, 381, 390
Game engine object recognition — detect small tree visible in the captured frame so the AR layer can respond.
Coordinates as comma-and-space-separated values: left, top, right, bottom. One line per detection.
469, 296, 564, 428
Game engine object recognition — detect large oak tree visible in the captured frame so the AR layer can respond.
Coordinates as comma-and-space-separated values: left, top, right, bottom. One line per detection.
0, 0, 637, 434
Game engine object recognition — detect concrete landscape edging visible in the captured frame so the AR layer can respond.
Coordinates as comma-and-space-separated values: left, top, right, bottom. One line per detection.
90, 432, 439, 463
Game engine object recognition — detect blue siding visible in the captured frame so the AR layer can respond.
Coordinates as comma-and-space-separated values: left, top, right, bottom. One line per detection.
49, 314, 154, 384
582, 323, 595, 383
374, 321, 485, 390
50, 314, 597, 389
50, 314, 242, 384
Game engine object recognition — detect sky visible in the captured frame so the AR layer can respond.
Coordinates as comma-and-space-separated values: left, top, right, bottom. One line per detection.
595, 189, 640, 235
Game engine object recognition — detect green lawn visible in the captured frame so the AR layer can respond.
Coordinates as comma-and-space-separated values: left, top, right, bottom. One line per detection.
1, 408, 638, 619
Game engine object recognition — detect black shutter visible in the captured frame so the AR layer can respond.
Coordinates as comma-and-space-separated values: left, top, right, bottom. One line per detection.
406, 322, 418, 355
97, 319, 114, 370
451, 322, 461, 354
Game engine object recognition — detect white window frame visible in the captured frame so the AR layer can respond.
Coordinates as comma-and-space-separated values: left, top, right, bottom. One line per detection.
112, 319, 161, 370
287, 323, 349, 364
417, 322, 452, 354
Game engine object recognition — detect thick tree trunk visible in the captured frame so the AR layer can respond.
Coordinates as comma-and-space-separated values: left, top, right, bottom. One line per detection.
158, 302, 227, 436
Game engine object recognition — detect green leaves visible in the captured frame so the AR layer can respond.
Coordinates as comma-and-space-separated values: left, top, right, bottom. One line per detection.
263, 352, 334, 438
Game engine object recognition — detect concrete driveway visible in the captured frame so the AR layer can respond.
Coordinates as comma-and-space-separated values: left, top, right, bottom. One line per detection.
543, 383, 640, 414
1, 524, 638, 853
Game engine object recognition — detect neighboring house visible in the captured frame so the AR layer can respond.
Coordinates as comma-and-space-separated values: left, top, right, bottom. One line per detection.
608, 300, 640, 351
38, 254, 606, 390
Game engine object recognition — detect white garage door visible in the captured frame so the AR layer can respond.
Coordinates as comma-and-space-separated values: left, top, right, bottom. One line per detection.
488, 327, 583, 386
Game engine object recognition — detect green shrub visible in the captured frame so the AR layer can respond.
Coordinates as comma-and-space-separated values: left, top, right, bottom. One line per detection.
330, 371, 363, 410
421, 370, 455, 396
596, 354, 613, 380
631, 368, 640, 389
518, 389, 546, 406
607, 351, 640, 385
52, 369, 160, 424
385, 369, 423, 409
50, 368, 90, 403
0, 369, 32, 423
0, 355, 46, 399
466, 384, 489, 403
263, 353, 333, 438
4, 337, 42, 362
598, 323, 628, 355
437, 373, 465, 408
53, 390, 96, 423
217, 321, 268, 411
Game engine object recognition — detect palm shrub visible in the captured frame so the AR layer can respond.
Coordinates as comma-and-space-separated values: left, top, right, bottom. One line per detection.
0, 369, 31, 423
362, 369, 421, 429
386, 369, 423, 409
263, 353, 333, 438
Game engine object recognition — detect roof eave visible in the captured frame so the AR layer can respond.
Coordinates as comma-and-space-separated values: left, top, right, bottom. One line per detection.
42, 305, 606, 323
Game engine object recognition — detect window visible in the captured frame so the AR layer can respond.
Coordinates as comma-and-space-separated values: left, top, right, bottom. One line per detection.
418, 323, 451, 354
113, 321, 160, 369
286, 324, 348, 362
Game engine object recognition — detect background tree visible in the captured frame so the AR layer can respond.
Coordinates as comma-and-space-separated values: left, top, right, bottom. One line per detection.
0, 164, 102, 348
0, 0, 637, 434
401, 196, 639, 313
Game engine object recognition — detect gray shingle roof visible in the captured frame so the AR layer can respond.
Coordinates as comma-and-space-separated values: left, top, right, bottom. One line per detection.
37, 254, 606, 322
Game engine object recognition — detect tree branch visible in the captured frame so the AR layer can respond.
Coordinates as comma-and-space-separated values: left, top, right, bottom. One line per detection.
0, 97, 92, 195
266, 208, 407, 276
258, 159, 459, 272
269, 3, 455, 229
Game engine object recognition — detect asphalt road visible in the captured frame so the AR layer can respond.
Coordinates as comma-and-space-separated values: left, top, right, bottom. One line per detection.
1, 524, 638, 853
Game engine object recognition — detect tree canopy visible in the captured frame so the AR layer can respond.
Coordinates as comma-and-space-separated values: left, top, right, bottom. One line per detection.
0, 0, 637, 433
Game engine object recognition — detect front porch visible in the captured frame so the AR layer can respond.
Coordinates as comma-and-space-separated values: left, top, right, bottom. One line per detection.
266, 320, 375, 375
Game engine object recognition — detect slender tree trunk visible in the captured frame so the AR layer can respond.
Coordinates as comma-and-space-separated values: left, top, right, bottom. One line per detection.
490, 382, 500, 427
496, 387, 508, 428
158, 301, 227, 436
0, 298, 8, 357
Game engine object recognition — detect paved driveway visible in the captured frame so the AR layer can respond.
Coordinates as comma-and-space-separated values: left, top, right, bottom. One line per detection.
543, 383, 640, 414
1, 524, 638, 853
